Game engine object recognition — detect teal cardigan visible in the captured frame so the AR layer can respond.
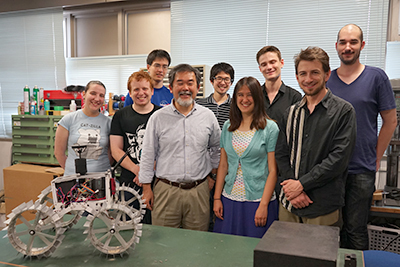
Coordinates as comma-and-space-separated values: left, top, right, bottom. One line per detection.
221, 119, 279, 201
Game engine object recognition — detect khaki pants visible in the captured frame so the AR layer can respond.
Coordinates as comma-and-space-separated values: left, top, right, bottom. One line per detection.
152, 179, 210, 231
279, 203, 341, 227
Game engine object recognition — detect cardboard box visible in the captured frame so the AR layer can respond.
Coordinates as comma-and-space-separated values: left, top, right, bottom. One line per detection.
3, 164, 64, 221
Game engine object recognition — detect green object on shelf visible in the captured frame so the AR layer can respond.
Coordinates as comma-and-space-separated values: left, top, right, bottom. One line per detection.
54, 106, 64, 111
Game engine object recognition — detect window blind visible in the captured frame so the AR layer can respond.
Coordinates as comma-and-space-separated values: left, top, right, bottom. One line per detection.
170, 0, 389, 94
65, 54, 147, 97
171, 0, 269, 87
266, 0, 389, 91
386, 41, 400, 79
0, 8, 66, 138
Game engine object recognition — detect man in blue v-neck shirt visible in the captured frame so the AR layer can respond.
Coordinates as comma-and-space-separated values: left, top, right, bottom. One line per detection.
327, 24, 397, 250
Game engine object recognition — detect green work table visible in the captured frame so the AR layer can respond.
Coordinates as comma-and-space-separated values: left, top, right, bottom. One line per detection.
0, 223, 259, 267
0, 220, 365, 267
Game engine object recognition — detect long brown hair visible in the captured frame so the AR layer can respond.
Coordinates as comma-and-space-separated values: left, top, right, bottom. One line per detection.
228, 77, 269, 131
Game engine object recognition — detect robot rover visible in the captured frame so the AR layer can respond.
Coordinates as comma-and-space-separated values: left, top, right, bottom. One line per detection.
4, 145, 146, 258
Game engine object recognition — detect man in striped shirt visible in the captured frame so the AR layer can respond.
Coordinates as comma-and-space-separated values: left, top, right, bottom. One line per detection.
196, 62, 234, 231
196, 62, 234, 130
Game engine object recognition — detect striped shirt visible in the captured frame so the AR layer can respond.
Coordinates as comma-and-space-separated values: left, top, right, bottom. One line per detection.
276, 90, 357, 218
196, 93, 231, 130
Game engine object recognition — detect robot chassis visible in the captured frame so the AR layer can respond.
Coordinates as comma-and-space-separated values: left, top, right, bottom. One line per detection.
4, 147, 146, 258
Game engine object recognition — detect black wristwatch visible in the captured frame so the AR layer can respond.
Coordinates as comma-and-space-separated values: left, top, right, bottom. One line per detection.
209, 172, 217, 180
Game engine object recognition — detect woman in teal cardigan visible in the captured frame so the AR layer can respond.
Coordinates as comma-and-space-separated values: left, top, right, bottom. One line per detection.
213, 76, 279, 238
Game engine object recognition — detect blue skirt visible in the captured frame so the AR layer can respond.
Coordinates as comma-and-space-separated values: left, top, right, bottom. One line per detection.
213, 195, 278, 238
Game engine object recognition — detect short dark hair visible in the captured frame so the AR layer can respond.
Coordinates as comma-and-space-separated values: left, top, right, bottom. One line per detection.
85, 80, 106, 92
229, 77, 269, 132
337, 24, 363, 42
168, 64, 201, 88
294, 46, 330, 75
256, 46, 282, 64
146, 49, 171, 66
210, 62, 235, 82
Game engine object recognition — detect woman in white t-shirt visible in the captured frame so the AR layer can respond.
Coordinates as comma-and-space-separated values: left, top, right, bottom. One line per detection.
54, 81, 111, 175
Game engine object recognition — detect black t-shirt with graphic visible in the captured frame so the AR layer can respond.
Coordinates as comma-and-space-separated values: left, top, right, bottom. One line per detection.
110, 104, 160, 186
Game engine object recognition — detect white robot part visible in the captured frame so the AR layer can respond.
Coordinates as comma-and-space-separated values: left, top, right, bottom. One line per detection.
5, 168, 144, 258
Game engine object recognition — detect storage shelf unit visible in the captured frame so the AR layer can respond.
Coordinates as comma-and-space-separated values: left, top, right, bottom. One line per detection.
12, 115, 62, 165
141, 64, 212, 98
193, 65, 212, 98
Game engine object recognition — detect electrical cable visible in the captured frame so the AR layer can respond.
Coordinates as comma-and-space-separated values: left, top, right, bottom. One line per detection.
382, 234, 400, 251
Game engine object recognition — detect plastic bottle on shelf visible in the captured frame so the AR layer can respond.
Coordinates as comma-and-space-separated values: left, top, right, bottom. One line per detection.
33, 85, 39, 114
69, 100, 77, 112
44, 99, 50, 113
18, 102, 23, 115
33, 85, 39, 102
38, 87, 45, 115
23, 85, 30, 114
39, 87, 44, 100
30, 99, 36, 115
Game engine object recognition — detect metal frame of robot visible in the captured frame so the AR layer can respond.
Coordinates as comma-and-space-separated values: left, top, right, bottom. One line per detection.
4, 145, 146, 258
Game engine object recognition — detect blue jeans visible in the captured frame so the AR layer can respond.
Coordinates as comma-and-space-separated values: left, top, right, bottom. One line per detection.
341, 171, 375, 250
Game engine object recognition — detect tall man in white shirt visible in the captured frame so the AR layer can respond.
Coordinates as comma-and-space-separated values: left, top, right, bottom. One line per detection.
139, 64, 221, 231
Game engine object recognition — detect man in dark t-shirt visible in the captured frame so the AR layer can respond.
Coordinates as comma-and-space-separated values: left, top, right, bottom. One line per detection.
256, 46, 302, 198
110, 70, 160, 224
327, 24, 397, 250
256, 46, 302, 127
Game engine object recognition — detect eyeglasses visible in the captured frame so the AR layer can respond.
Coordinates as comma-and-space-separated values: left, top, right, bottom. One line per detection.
213, 76, 232, 83
152, 63, 169, 70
